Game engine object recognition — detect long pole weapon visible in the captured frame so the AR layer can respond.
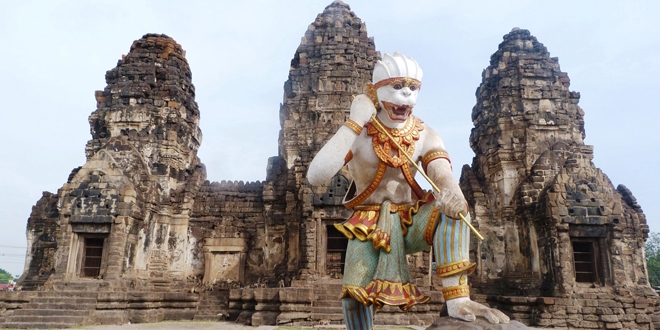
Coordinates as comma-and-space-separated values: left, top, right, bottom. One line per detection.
370, 115, 484, 241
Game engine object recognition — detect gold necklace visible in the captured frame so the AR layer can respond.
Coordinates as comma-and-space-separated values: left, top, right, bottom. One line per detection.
367, 116, 424, 168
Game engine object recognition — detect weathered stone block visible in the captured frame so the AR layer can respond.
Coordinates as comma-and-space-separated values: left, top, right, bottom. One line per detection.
252, 311, 279, 326
600, 314, 619, 322
128, 309, 164, 324
605, 322, 623, 329
636, 313, 652, 323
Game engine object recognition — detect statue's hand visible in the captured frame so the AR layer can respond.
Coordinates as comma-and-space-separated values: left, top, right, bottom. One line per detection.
433, 188, 467, 219
446, 297, 510, 324
349, 94, 377, 126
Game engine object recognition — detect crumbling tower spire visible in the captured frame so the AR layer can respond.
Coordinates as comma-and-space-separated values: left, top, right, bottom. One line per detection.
88, 34, 202, 180
268, 1, 379, 275
279, 1, 378, 169
468, 28, 586, 211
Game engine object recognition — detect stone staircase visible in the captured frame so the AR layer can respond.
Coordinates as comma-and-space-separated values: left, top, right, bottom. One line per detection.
2, 291, 97, 329
193, 290, 230, 321
311, 281, 344, 325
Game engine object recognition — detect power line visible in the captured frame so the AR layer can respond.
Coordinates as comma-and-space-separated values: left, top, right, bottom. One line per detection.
0, 245, 27, 249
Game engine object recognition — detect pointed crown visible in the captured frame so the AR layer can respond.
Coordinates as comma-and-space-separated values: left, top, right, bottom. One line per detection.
372, 52, 423, 84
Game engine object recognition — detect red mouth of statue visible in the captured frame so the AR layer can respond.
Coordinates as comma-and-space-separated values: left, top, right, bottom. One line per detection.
381, 101, 412, 120
392, 106, 409, 116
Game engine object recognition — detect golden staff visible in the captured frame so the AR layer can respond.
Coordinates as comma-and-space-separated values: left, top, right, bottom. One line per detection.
369, 115, 484, 241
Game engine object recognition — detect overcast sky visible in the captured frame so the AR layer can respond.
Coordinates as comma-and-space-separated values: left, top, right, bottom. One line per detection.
0, 0, 658, 278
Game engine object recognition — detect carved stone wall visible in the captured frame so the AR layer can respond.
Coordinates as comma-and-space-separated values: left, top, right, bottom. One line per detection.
460, 28, 656, 328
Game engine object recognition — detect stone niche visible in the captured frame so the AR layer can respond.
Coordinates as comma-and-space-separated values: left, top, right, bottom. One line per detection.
203, 238, 247, 285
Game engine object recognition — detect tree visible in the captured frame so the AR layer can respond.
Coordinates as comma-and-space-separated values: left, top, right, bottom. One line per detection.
645, 232, 660, 288
0, 268, 12, 284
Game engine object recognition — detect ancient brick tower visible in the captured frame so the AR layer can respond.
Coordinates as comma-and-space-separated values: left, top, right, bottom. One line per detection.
460, 28, 656, 327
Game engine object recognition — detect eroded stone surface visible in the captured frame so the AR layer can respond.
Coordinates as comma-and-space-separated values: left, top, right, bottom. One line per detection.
426, 318, 529, 330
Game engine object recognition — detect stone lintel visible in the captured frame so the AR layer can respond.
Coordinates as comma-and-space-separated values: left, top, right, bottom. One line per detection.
71, 223, 111, 234
569, 224, 607, 238
70, 215, 113, 224
203, 238, 247, 252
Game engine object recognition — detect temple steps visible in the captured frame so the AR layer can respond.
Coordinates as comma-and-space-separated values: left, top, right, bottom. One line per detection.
311, 281, 344, 324
194, 291, 230, 321
1, 291, 96, 329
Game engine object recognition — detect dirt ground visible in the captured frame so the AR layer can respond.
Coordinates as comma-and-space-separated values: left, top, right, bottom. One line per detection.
76, 321, 426, 330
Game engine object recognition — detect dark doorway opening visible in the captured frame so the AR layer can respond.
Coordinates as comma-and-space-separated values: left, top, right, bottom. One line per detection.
573, 240, 598, 283
326, 225, 348, 275
82, 237, 105, 277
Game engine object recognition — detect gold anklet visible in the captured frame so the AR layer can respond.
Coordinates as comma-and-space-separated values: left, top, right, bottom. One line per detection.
442, 284, 470, 301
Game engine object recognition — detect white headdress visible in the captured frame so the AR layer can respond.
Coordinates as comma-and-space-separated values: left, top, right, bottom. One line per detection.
372, 52, 423, 84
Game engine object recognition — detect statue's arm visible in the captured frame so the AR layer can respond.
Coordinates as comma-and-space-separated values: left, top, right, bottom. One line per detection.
307, 94, 376, 185
421, 127, 466, 219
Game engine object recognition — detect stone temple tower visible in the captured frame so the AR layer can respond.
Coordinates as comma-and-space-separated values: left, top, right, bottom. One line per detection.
21, 34, 207, 289
275, 0, 379, 275
460, 28, 656, 327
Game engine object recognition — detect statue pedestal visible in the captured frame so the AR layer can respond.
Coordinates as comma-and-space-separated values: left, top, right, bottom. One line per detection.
426, 317, 530, 330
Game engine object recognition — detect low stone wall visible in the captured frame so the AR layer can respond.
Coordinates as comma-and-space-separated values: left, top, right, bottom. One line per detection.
0, 289, 230, 328
93, 291, 200, 324
228, 287, 443, 327
475, 292, 660, 329
4, 287, 659, 329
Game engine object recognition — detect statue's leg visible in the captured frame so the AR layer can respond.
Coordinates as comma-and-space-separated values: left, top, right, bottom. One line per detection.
433, 213, 475, 277
404, 202, 437, 254
342, 297, 374, 330
341, 238, 377, 330
403, 205, 474, 276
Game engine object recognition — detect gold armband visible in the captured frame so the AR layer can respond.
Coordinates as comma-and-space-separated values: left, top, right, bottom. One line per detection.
442, 284, 470, 301
344, 120, 363, 135
422, 149, 451, 172
436, 260, 476, 277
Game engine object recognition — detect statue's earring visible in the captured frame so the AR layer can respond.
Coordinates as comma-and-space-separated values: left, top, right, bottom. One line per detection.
365, 83, 380, 110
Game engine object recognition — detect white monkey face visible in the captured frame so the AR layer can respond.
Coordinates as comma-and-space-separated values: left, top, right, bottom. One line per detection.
376, 77, 421, 122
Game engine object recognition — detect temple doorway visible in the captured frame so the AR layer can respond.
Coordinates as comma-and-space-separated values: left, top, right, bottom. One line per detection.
81, 237, 105, 277
326, 224, 348, 276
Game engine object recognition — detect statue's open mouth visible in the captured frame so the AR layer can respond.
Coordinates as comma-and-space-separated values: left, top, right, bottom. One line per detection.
392, 105, 410, 116
382, 101, 412, 121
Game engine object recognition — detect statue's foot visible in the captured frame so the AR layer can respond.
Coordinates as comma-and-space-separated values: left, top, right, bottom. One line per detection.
447, 297, 510, 324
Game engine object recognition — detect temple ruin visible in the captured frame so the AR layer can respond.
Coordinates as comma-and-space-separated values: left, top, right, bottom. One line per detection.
0, 1, 657, 329
460, 28, 657, 328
